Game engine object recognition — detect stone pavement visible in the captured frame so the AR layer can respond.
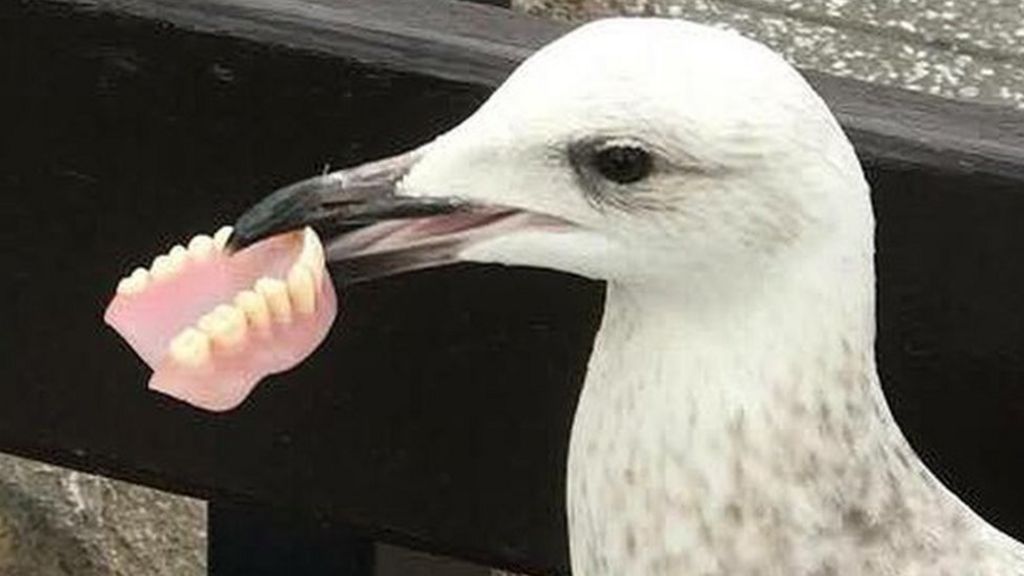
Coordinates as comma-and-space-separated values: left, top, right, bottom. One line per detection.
3, 1, 1021, 575
0, 453, 205, 576
515, 0, 1024, 109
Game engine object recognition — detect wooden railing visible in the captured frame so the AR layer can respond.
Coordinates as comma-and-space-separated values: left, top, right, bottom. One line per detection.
2, 1, 1023, 574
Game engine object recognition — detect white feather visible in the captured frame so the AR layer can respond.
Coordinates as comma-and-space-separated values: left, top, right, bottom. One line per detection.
401, 18, 1024, 575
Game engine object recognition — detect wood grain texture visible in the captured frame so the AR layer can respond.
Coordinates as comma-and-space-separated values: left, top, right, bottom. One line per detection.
808, 71, 1024, 183
66, 0, 566, 86
61, 0, 1024, 182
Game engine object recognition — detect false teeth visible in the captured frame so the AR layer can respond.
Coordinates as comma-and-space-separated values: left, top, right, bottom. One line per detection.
104, 224, 338, 411
112, 225, 326, 363
158, 227, 329, 367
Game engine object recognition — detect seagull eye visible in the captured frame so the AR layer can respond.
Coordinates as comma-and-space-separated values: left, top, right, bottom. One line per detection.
593, 144, 652, 184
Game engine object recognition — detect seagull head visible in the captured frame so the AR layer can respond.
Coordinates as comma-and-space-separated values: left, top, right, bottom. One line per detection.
228, 18, 871, 297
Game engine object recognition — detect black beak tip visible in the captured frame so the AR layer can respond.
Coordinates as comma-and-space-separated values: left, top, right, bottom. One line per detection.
223, 229, 246, 255
224, 209, 272, 254
224, 177, 330, 255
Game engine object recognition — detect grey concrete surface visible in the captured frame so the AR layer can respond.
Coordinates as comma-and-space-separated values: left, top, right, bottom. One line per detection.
4, 2, 1020, 576
0, 452, 205, 576
514, 0, 1024, 109
0, 452, 499, 576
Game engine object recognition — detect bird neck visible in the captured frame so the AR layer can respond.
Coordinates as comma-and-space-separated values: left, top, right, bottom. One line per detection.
582, 242, 884, 446
568, 243, 1024, 573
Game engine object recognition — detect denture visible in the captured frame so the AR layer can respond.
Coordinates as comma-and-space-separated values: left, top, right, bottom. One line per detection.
104, 226, 337, 411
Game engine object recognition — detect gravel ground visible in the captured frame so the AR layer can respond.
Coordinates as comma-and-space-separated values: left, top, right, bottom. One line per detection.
3, 2, 1021, 576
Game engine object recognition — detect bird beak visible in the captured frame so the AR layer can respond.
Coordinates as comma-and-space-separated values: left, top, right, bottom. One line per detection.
226, 147, 565, 283
227, 148, 459, 252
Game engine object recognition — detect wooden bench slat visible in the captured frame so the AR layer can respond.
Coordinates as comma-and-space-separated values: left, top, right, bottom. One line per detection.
2, 1, 1023, 573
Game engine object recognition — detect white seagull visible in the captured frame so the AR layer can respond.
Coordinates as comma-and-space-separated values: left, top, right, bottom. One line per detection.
227, 18, 1024, 575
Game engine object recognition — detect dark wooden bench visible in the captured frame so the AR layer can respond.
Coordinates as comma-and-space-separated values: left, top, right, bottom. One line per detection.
2, 1, 1024, 574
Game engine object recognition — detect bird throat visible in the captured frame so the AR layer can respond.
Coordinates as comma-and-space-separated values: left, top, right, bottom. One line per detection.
565, 272, 1018, 574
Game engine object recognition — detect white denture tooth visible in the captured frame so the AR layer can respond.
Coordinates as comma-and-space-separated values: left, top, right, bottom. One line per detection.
307, 262, 322, 289
196, 311, 219, 334
298, 228, 325, 286
187, 234, 215, 262
235, 290, 271, 330
255, 277, 292, 323
287, 265, 316, 315
309, 228, 326, 265
169, 244, 188, 268
116, 277, 139, 295
198, 304, 247, 349
150, 254, 180, 282
303, 252, 323, 288
117, 267, 150, 295
131, 267, 149, 284
169, 328, 211, 368
213, 226, 233, 250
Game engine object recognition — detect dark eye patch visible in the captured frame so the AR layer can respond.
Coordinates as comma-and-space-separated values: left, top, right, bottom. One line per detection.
568, 137, 659, 210
593, 144, 652, 184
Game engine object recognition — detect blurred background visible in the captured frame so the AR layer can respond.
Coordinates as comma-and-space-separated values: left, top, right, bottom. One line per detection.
2, 0, 1021, 574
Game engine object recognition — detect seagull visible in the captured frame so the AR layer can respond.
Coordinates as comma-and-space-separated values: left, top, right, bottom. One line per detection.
226, 18, 1024, 575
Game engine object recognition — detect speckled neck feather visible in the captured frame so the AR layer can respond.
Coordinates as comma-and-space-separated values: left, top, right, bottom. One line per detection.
566, 245, 1024, 575
309, 16, 1024, 574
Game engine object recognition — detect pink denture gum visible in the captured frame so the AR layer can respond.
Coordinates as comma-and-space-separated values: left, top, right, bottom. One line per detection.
104, 226, 337, 411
